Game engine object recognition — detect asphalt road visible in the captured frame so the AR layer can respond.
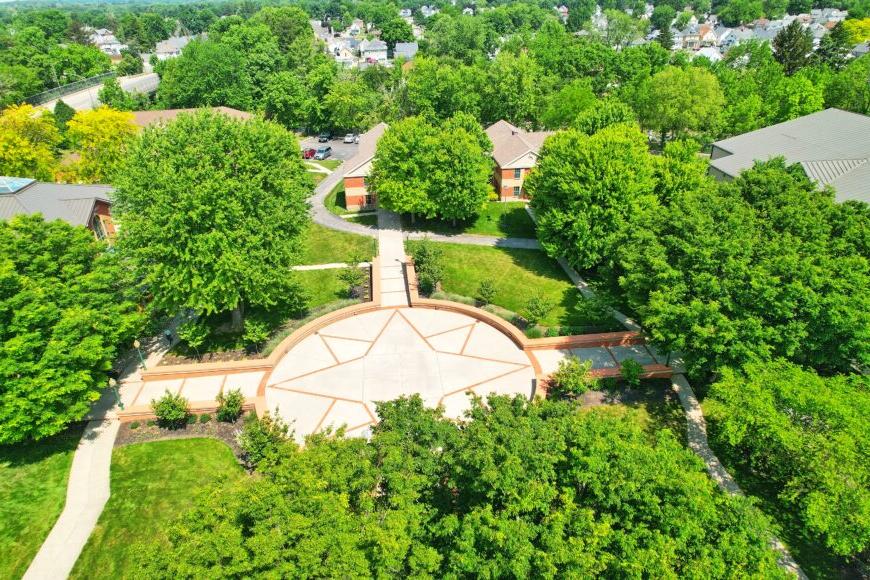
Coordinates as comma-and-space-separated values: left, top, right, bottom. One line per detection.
39, 73, 160, 112
300, 136, 359, 161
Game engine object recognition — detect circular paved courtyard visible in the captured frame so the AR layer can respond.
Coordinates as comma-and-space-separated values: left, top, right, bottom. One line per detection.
264, 307, 536, 442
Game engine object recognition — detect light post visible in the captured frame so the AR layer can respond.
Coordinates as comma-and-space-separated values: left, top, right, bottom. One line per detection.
133, 339, 146, 370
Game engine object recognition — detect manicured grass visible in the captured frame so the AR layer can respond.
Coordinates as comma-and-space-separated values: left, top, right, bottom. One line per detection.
300, 223, 376, 265
345, 214, 378, 227
324, 182, 356, 216
308, 158, 341, 171
401, 202, 537, 238
309, 171, 326, 185
296, 268, 353, 307
71, 439, 243, 579
0, 425, 84, 579
410, 242, 621, 331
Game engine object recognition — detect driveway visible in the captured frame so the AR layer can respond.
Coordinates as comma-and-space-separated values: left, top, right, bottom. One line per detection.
300, 136, 359, 161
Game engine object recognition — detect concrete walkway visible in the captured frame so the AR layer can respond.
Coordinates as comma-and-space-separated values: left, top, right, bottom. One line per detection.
377, 209, 410, 306
25, 325, 178, 579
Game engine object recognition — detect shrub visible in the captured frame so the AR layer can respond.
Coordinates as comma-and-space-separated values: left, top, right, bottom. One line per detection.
411, 239, 443, 294
216, 388, 245, 423
199, 413, 211, 424
151, 390, 190, 429
177, 318, 209, 358
525, 326, 543, 339
620, 359, 643, 388
129, 421, 140, 430
524, 294, 554, 326
146, 420, 156, 427
338, 252, 368, 298
243, 318, 270, 353
475, 278, 497, 305
548, 357, 597, 399
236, 411, 291, 469
186, 413, 197, 425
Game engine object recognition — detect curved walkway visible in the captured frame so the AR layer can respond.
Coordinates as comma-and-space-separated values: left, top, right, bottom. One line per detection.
311, 163, 540, 249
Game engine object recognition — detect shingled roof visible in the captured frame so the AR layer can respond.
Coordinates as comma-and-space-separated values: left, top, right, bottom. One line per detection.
485, 120, 553, 168
710, 108, 870, 204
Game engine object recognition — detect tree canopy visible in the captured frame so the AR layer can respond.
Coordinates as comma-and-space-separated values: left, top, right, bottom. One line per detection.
134, 396, 786, 578
113, 112, 312, 325
0, 215, 144, 444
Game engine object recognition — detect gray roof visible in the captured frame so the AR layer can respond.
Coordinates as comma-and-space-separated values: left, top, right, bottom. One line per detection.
485, 120, 553, 168
0, 180, 112, 226
710, 108, 870, 203
360, 39, 387, 52
394, 41, 418, 58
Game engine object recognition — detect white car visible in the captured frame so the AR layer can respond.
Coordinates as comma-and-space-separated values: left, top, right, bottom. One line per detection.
343, 133, 356, 143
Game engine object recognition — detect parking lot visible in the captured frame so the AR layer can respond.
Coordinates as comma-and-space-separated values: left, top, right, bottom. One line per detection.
299, 135, 359, 161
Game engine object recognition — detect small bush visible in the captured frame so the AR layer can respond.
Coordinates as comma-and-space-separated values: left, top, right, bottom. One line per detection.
151, 390, 190, 429
243, 318, 270, 353
620, 359, 644, 388
146, 420, 156, 427
237, 411, 291, 469
411, 238, 443, 295
199, 413, 211, 424
339, 252, 368, 298
548, 357, 597, 399
177, 318, 209, 358
524, 294, 554, 326
186, 413, 197, 425
524, 326, 543, 339
129, 421, 140, 430
217, 388, 245, 423
476, 279, 497, 305
545, 327, 559, 337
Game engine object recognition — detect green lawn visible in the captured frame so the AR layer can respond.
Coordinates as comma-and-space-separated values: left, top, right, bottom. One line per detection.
345, 214, 378, 227
71, 439, 243, 579
410, 242, 621, 331
0, 426, 84, 579
401, 202, 536, 238
308, 171, 326, 186
308, 158, 341, 171
300, 223, 376, 265
296, 268, 354, 307
324, 182, 355, 216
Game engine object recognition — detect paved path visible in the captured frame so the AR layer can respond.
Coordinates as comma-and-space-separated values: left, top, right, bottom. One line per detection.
38, 73, 159, 112
309, 163, 539, 249
25, 324, 178, 579
377, 209, 410, 307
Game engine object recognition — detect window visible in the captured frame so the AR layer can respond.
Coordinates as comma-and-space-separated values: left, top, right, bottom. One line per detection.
513, 168, 522, 179
91, 214, 107, 240
512, 186, 521, 198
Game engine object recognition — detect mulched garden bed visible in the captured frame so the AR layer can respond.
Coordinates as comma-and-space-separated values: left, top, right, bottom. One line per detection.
115, 415, 246, 457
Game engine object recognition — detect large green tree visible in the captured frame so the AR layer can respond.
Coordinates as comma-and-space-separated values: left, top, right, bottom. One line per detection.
156, 40, 253, 110
526, 124, 657, 270
134, 396, 786, 577
772, 19, 814, 75
369, 114, 493, 222
618, 159, 870, 376
0, 215, 144, 444
706, 360, 870, 558
113, 112, 311, 328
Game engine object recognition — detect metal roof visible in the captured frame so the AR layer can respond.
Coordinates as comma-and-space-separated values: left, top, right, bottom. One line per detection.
0, 181, 112, 226
709, 108, 870, 204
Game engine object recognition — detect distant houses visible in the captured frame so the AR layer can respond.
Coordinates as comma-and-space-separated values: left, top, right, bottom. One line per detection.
86, 27, 127, 56
155, 35, 198, 60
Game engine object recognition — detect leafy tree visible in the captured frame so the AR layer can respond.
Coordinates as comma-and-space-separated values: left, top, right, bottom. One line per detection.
63, 106, 138, 183
825, 54, 870, 115
842, 17, 870, 43
113, 112, 311, 330
370, 114, 492, 222
706, 361, 870, 558
324, 78, 379, 132
177, 318, 209, 358
656, 25, 674, 49
618, 159, 870, 376
0, 64, 42, 108
524, 293, 554, 326
0, 104, 60, 181
98, 78, 136, 111
52, 100, 76, 135
572, 96, 637, 134
765, 71, 824, 122
411, 239, 444, 294
540, 78, 596, 129
718, 0, 763, 25
675, 10, 693, 29
600, 9, 643, 49
402, 56, 481, 120
481, 51, 543, 128
0, 215, 145, 444
156, 40, 253, 110
249, 5, 313, 52
135, 396, 786, 577
547, 357, 597, 398
527, 124, 657, 270
381, 18, 414, 50
476, 279, 497, 305
635, 65, 724, 146
242, 318, 270, 353
650, 4, 676, 31
816, 22, 851, 70
115, 50, 144, 76
772, 19, 813, 75
262, 71, 310, 130
619, 359, 643, 387
218, 23, 283, 104
236, 411, 291, 469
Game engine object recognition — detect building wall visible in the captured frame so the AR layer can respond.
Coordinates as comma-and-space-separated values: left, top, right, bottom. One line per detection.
90, 200, 116, 239
343, 176, 375, 210
709, 145, 732, 160
493, 167, 532, 201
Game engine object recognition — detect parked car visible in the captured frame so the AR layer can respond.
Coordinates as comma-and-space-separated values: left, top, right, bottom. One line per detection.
314, 146, 332, 160
354, 134, 360, 144
302, 147, 316, 159
317, 132, 331, 142
343, 133, 356, 143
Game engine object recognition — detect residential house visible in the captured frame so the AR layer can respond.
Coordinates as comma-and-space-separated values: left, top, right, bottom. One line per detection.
89, 29, 127, 56
852, 42, 869, 58
695, 45, 723, 61
0, 178, 115, 239
485, 120, 553, 201
399, 8, 413, 17
360, 39, 388, 63
349, 19, 365, 36
698, 23, 717, 45
394, 41, 419, 60
555, 5, 569, 23
155, 35, 195, 60
334, 46, 358, 67
343, 123, 389, 210
708, 108, 870, 204
462, 7, 475, 15
421, 5, 439, 18
131, 107, 252, 128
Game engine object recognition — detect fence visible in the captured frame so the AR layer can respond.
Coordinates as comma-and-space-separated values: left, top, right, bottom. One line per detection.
24, 72, 117, 106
